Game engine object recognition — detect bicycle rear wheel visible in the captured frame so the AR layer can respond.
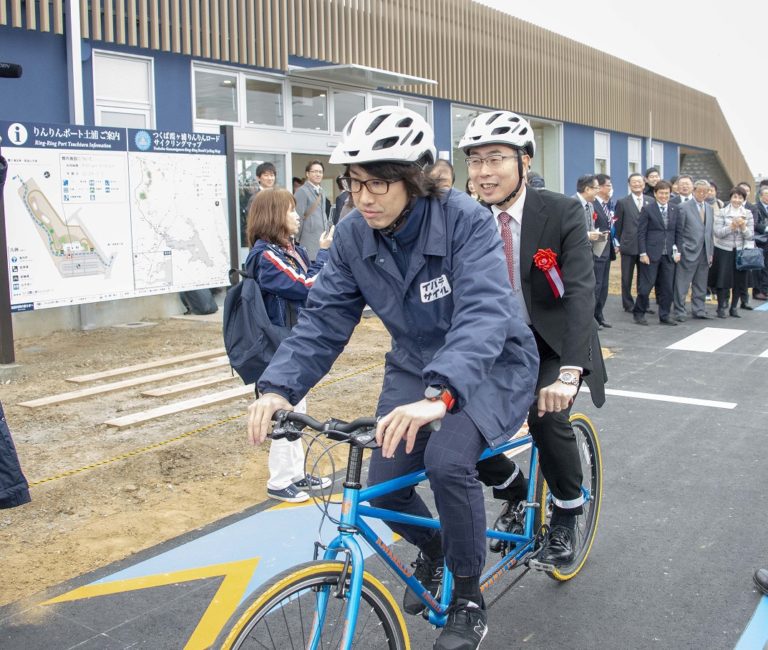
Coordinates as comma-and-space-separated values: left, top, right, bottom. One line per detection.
535, 413, 603, 581
214, 560, 410, 650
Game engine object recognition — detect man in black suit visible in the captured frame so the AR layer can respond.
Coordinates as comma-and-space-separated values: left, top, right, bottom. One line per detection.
669, 174, 694, 206
460, 111, 607, 566
643, 166, 661, 197
633, 180, 682, 325
593, 174, 617, 328
614, 173, 653, 311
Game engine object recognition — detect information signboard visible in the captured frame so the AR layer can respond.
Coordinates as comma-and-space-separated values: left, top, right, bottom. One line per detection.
1, 121, 230, 312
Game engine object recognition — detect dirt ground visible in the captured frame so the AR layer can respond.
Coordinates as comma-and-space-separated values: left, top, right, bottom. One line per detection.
0, 314, 390, 606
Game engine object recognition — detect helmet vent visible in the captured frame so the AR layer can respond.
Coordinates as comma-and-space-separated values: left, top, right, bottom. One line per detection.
491, 126, 511, 136
487, 112, 503, 124
366, 114, 389, 135
396, 117, 413, 128
412, 131, 424, 145
373, 136, 399, 151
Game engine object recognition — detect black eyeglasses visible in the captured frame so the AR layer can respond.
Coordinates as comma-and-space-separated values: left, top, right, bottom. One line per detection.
338, 176, 400, 195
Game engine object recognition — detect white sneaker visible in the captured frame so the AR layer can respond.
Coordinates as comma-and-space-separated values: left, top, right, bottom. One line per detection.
267, 484, 310, 503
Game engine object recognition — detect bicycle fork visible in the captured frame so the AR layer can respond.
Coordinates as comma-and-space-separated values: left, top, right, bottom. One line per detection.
308, 446, 369, 650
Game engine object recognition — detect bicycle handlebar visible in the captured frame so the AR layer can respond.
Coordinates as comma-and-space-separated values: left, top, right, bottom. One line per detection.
270, 410, 440, 448
271, 410, 380, 448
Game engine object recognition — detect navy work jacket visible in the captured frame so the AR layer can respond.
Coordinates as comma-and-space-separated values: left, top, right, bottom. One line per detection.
258, 190, 539, 449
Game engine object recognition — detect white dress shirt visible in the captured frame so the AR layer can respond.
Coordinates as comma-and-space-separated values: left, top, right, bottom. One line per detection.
490, 189, 531, 325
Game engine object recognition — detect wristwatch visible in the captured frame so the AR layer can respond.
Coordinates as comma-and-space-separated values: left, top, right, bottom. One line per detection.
424, 385, 456, 411
557, 371, 580, 387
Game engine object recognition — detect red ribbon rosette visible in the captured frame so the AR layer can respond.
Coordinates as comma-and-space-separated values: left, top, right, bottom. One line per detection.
533, 248, 564, 298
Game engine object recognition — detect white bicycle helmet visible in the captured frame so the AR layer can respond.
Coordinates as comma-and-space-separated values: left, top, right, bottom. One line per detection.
330, 107, 436, 167
459, 111, 536, 158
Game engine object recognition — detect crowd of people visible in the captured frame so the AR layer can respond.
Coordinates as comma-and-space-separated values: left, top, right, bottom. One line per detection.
590, 170, 767, 325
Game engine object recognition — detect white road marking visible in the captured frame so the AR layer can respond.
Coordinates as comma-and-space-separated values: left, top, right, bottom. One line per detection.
666, 327, 746, 352
581, 386, 736, 409
760, 348, 768, 358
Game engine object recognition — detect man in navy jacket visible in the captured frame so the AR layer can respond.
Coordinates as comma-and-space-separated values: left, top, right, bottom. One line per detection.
633, 180, 682, 325
247, 107, 538, 650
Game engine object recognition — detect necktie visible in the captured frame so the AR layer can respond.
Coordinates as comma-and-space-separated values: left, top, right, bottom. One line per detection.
661, 205, 668, 228
584, 203, 592, 231
698, 202, 705, 223
498, 212, 515, 289
635, 195, 642, 211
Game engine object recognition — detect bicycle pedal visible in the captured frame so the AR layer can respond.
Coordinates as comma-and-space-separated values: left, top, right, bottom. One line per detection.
528, 558, 556, 572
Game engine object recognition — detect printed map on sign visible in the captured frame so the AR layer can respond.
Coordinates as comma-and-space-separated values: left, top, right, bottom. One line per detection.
129, 153, 229, 293
1, 121, 231, 312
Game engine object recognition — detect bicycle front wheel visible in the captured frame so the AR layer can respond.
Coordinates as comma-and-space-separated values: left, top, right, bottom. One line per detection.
535, 413, 603, 581
214, 560, 410, 650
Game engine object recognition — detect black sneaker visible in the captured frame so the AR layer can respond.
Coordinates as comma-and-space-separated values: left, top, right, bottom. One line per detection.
403, 552, 443, 615
537, 524, 575, 565
488, 500, 524, 554
434, 599, 487, 649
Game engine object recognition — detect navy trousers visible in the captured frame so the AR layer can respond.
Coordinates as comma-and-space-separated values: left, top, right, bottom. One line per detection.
0, 402, 31, 509
367, 411, 488, 577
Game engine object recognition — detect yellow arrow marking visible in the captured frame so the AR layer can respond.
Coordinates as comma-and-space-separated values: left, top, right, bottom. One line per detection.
42, 558, 259, 650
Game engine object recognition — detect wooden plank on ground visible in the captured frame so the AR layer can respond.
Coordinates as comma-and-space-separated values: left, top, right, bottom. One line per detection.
104, 384, 253, 428
66, 348, 226, 383
19, 357, 230, 408
141, 372, 236, 397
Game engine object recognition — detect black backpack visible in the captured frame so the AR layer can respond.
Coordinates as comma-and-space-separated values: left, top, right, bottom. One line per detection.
222, 268, 291, 385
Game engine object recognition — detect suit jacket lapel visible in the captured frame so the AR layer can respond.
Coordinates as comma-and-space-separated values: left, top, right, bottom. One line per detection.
520, 190, 550, 284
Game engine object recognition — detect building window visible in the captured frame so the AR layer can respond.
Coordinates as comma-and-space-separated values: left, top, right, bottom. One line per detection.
628, 137, 642, 175
370, 94, 399, 108
291, 85, 328, 131
194, 68, 238, 122
245, 78, 284, 127
333, 90, 366, 132
651, 142, 664, 178
594, 131, 610, 175
93, 50, 154, 128
403, 99, 431, 123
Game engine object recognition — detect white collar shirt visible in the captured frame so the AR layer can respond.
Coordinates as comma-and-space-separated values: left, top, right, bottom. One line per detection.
491, 188, 531, 325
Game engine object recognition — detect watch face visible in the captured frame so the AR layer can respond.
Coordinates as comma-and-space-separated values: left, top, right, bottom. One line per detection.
424, 386, 442, 400
559, 372, 577, 385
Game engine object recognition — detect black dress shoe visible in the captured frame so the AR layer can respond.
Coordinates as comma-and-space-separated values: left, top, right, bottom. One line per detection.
755, 568, 768, 596
489, 500, 524, 554
692, 313, 713, 319
633, 316, 649, 326
537, 525, 575, 565
716, 309, 727, 319
659, 317, 678, 326
599, 321, 612, 328
674, 315, 687, 323
754, 292, 768, 301
741, 303, 753, 310
729, 309, 741, 318
645, 308, 656, 314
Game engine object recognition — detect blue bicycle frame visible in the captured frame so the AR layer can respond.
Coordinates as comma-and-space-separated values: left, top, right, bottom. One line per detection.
310, 433, 541, 650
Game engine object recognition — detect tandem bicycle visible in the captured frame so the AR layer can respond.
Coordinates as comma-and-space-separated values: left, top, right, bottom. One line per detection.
214, 410, 602, 649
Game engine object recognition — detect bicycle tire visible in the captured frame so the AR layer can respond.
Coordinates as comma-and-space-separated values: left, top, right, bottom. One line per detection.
534, 413, 603, 581
214, 560, 410, 650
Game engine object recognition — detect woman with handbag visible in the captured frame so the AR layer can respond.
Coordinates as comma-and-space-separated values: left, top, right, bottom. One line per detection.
245, 189, 334, 502
710, 186, 756, 318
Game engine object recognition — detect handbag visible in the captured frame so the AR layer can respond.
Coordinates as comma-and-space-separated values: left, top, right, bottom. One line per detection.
735, 247, 764, 272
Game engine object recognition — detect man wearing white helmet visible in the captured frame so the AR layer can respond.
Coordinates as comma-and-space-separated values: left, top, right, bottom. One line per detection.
246, 106, 538, 649
460, 111, 606, 567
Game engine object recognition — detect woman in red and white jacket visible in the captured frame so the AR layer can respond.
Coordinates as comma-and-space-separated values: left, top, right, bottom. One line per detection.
245, 189, 333, 502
